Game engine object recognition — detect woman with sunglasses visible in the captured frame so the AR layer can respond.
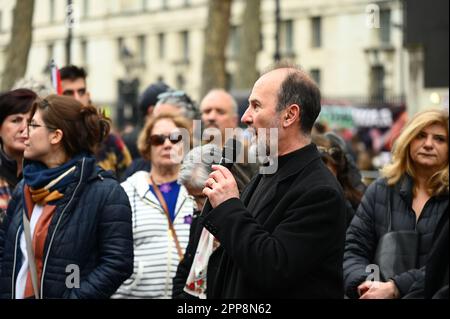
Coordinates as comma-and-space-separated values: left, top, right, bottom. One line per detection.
0, 89, 37, 224
113, 113, 195, 299
312, 134, 363, 227
0, 95, 133, 298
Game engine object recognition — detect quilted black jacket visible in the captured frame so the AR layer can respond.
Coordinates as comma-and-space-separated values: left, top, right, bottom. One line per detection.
344, 176, 448, 298
0, 156, 134, 299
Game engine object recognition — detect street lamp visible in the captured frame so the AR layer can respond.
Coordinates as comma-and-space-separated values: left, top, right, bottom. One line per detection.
274, 0, 281, 62
65, 0, 74, 65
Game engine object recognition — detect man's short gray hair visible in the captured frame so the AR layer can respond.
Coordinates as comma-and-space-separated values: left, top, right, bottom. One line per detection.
178, 144, 221, 190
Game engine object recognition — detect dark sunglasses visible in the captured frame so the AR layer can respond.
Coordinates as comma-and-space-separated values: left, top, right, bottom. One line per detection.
149, 134, 183, 146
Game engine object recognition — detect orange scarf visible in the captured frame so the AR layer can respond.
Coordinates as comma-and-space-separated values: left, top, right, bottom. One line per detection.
22, 186, 58, 298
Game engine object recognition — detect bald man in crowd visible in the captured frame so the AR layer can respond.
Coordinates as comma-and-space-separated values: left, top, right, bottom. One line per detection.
200, 89, 258, 192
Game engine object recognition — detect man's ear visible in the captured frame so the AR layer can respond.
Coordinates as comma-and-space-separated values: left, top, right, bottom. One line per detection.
283, 104, 300, 128
50, 129, 64, 145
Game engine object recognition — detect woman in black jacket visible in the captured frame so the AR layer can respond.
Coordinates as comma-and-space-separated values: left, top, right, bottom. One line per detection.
0, 95, 133, 299
0, 89, 37, 222
344, 109, 448, 299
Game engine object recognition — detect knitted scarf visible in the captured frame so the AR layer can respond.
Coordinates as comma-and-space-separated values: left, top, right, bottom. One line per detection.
21, 154, 86, 298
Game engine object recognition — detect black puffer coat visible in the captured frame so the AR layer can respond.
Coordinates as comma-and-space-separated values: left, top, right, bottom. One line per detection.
344, 175, 448, 298
0, 156, 134, 299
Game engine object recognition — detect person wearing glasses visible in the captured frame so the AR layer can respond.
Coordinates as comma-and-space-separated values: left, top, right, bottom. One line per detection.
0, 95, 133, 298
121, 83, 172, 181
60, 65, 132, 180
0, 89, 37, 224
312, 134, 363, 227
122, 82, 171, 160
113, 113, 195, 299
121, 90, 197, 181
172, 143, 221, 299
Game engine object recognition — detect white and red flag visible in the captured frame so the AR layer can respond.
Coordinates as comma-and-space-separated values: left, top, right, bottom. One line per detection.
50, 59, 62, 95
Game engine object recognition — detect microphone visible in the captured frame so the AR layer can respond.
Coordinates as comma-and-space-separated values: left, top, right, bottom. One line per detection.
201, 138, 242, 215
218, 138, 241, 169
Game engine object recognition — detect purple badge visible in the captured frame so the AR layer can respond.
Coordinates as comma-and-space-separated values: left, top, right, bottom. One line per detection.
159, 183, 172, 193
184, 214, 193, 225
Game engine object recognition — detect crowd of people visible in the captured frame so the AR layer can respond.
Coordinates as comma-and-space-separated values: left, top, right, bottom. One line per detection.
0, 63, 448, 299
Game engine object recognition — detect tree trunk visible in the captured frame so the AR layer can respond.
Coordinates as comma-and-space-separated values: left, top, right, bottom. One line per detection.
1, 0, 35, 91
200, 0, 232, 98
235, 0, 261, 90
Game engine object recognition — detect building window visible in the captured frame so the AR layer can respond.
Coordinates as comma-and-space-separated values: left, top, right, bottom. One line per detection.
370, 65, 385, 102
379, 10, 391, 44
181, 31, 189, 62
281, 20, 294, 55
310, 69, 321, 87
83, 0, 89, 18
80, 39, 88, 65
311, 16, 322, 48
158, 33, 165, 60
184, 0, 191, 7
162, 0, 168, 10
226, 72, 234, 91
0, 11, 3, 32
49, 0, 56, 22
47, 42, 55, 64
227, 26, 240, 59
176, 74, 185, 90
138, 35, 146, 64
117, 37, 124, 60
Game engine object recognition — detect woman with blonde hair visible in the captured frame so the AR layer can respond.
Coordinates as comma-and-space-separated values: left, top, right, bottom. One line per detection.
344, 109, 448, 299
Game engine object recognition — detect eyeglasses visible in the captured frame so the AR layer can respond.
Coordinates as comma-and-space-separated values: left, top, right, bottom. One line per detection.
149, 134, 183, 146
317, 146, 340, 155
27, 122, 57, 134
317, 146, 345, 162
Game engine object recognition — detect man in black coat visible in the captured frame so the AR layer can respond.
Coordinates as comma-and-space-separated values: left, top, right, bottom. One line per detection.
201, 65, 347, 299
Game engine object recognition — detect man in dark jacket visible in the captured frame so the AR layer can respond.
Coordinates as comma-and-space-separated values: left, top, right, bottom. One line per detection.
201, 65, 347, 299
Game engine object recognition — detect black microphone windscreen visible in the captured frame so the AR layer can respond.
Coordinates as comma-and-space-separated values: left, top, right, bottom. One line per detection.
221, 138, 242, 168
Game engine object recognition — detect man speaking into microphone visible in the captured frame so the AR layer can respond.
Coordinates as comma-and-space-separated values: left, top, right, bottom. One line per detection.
202, 64, 347, 299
